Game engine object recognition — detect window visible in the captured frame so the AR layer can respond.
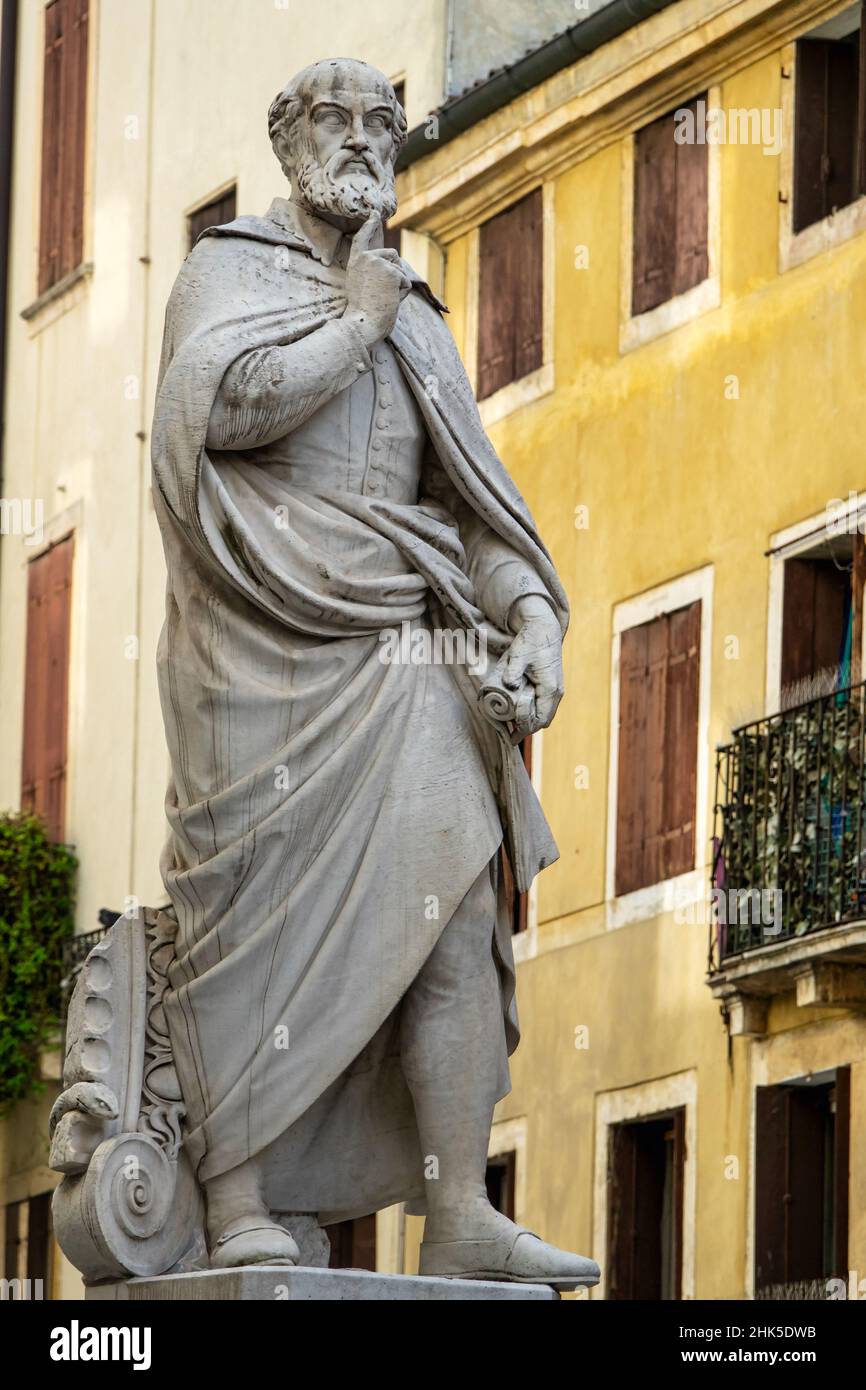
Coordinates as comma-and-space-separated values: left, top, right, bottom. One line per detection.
3, 1192, 54, 1297
501, 736, 533, 933
606, 1110, 685, 1300
793, 5, 866, 233
477, 188, 543, 400
615, 601, 701, 896
188, 186, 237, 252
754, 1069, 849, 1298
485, 1151, 516, 1220
21, 536, 73, 843
38, 0, 89, 295
324, 1213, 376, 1270
632, 95, 708, 316
780, 538, 862, 707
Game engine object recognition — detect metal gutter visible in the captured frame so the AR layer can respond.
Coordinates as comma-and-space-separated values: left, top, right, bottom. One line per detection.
397, 0, 680, 170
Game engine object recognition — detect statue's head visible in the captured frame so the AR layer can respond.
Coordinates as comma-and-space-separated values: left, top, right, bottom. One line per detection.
268, 57, 407, 226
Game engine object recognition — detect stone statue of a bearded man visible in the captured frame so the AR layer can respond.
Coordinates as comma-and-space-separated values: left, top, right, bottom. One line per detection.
151, 56, 598, 1290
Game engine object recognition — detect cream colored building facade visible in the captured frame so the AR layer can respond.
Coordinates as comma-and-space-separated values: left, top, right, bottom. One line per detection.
0, 0, 450, 1299
4, 0, 866, 1303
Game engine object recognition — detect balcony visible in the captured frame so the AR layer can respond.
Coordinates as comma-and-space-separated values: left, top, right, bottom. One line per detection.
708, 681, 866, 1034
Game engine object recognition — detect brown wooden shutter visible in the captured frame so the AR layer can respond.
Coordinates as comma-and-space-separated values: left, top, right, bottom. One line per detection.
662, 602, 701, 880
754, 1084, 787, 1292
514, 189, 543, 380
38, 0, 89, 295
485, 1151, 516, 1220
325, 1213, 376, 1270
632, 110, 677, 315
633, 97, 708, 316
501, 737, 533, 933
607, 1123, 638, 1299
477, 188, 543, 400
615, 623, 649, 896
858, 6, 866, 195
780, 557, 849, 700
615, 602, 700, 896
188, 186, 237, 251
38, 1, 64, 295
673, 113, 709, 296
21, 535, 74, 842
833, 1065, 850, 1280
26, 1193, 53, 1288
794, 37, 860, 233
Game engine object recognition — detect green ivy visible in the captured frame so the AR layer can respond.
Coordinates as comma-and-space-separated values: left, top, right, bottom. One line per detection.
0, 813, 77, 1112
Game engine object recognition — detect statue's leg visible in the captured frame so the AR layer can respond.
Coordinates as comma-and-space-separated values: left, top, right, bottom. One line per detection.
399, 860, 505, 1236
400, 858, 600, 1290
204, 1155, 300, 1269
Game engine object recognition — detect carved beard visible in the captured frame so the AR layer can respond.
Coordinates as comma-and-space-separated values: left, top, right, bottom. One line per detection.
294, 145, 397, 222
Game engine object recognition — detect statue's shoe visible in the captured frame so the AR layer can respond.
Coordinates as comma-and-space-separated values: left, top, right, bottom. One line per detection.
210, 1217, 300, 1269
420, 1221, 600, 1291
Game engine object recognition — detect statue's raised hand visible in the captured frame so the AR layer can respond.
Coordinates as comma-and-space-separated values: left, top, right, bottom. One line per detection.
344, 214, 412, 347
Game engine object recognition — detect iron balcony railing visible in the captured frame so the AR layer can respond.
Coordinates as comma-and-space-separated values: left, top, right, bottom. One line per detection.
711, 681, 866, 968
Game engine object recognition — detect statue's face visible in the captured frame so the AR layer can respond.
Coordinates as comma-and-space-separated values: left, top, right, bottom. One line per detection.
289, 75, 399, 226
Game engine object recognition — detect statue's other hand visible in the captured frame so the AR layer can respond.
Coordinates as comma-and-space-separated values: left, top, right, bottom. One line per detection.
345, 214, 412, 346
499, 596, 564, 735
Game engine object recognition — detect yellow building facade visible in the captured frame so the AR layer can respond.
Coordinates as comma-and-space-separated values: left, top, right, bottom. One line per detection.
396, 0, 866, 1298
3, 0, 866, 1300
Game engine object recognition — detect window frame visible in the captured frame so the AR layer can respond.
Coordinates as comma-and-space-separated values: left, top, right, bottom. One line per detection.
766, 500, 866, 716
620, 85, 722, 354
605, 566, 714, 930
593, 1071, 697, 1301
779, 18, 866, 274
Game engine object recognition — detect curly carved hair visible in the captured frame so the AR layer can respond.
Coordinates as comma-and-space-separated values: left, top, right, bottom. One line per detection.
268, 59, 408, 175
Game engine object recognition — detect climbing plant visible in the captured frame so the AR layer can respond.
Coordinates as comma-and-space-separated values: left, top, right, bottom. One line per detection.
0, 813, 76, 1111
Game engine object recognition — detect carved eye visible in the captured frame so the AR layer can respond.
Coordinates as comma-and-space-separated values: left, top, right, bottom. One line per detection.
364, 113, 389, 132
316, 108, 347, 131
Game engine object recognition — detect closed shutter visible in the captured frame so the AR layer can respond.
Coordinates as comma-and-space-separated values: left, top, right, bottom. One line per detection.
632, 97, 708, 316
26, 1192, 53, 1288
514, 190, 544, 380
607, 1123, 638, 1299
188, 186, 237, 250
325, 1213, 376, 1270
501, 737, 533, 933
754, 1085, 788, 1292
662, 602, 701, 880
670, 1108, 686, 1301
477, 188, 543, 400
632, 110, 677, 314
38, 0, 88, 295
833, 1065, 850, 1280
673, 112, 709, 296
615, 601, 701, 896
794, 37, 860, 233
38, 1, 64, 294
21, 535, 74, 842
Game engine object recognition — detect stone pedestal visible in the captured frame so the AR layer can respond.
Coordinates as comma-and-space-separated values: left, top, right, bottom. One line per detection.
86, 1265, 559, 1301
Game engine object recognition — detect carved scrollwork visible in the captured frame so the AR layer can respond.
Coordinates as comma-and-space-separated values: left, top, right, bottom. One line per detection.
50, 907, 206, 1282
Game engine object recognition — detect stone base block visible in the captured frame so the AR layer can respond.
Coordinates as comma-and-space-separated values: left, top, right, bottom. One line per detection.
86, 1265, 559, 1301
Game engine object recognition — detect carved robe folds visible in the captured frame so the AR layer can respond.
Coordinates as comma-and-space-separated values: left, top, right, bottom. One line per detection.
148, 198, 568, 1220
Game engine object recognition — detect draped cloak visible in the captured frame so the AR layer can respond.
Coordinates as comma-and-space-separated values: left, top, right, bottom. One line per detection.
151, 201, 569, 1221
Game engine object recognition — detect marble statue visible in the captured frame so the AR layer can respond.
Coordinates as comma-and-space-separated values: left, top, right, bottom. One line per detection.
51, 57, 599, 1293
